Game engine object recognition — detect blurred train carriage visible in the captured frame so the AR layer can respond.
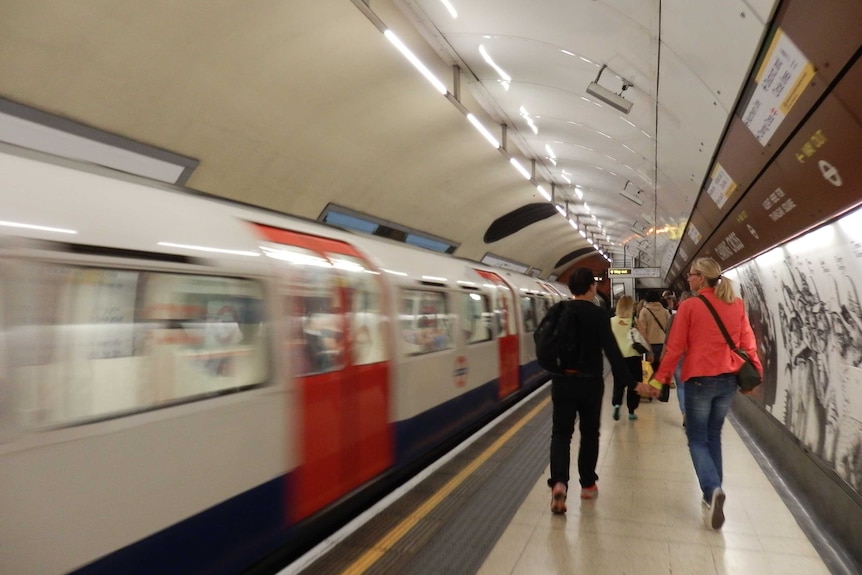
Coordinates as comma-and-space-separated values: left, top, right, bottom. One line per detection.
0, 145, 567, 575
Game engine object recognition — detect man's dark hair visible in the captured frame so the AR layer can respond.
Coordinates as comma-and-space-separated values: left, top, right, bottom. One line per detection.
645, 289, 662, 303
568, 267, 596, 296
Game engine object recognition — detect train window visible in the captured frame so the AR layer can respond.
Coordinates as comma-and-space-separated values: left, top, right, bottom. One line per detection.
520, 296, 537, 332
275, 245, 346, 376
489, 286, 515, 338
328, 254, 387, 366
537, 295, 553, 321
6, 263, 267, 429
459, 292, 492, 344
399, 290, 453, 355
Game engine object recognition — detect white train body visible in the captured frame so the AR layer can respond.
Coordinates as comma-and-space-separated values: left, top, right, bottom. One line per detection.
0, 146, 566, 574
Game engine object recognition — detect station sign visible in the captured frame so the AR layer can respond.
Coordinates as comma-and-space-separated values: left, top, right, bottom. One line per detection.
608, 267, 660, 278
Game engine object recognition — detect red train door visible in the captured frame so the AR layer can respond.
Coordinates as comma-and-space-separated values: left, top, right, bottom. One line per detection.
474, 269, 520, 398
253, 224, 393, 522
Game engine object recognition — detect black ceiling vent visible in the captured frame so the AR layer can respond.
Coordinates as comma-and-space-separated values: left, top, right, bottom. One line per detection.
555, 247, 594, 269
484, 203, 558, 243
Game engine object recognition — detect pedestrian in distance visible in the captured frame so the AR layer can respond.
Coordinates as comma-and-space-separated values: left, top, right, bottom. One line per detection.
638, 290, 670, 373
645, 258, 763, 529
609, 295, 651, 421
547, 268, 647, 514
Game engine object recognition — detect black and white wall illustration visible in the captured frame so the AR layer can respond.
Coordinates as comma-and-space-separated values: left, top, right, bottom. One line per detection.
728, 207, 862, 495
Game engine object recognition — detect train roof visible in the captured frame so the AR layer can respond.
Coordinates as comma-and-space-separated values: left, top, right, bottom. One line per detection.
1, 145, 269, 275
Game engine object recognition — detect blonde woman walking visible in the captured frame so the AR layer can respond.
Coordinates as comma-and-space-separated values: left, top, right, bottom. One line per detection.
648, 258, 762, 530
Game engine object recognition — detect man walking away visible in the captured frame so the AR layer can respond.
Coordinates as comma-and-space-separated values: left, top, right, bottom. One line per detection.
548, 268, 644, 513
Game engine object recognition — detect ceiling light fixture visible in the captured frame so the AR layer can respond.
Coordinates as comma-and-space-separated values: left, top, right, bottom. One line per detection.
586, 64, 633, 114
620, 180, 644, 206
509, 157, 531, 180
384, 30, 447, 95
466, 113, 500, 148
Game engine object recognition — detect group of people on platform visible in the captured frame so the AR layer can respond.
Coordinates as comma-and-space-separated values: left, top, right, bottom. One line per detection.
547, 258, 762, 532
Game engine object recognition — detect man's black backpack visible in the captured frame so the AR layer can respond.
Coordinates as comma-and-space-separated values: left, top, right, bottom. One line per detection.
533, 300, 583, 374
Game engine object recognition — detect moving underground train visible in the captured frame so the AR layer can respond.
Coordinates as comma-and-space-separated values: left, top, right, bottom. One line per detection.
0, 144, 574, 575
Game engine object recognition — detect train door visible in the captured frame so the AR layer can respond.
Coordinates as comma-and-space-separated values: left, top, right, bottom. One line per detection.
253, 224, 392, 522
473, 269, 519, 398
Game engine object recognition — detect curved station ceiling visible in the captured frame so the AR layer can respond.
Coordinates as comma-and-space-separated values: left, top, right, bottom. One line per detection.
2, 0, 859, 286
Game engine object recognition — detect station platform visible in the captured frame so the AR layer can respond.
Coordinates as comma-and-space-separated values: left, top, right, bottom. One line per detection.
281, 380, 837, 575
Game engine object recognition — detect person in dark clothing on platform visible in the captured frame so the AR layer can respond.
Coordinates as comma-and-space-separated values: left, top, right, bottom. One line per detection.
548, 268, 644, 514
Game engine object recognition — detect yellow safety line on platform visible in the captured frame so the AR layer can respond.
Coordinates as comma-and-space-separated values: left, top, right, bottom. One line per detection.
339, 396, 551, 575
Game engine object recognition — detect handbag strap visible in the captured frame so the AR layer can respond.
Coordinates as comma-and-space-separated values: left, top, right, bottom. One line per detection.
645, 307, 666, 332
697, 295, 738, 351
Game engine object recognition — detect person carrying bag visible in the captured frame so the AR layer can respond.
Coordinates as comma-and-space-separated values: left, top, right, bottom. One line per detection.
645, 257, 763, 531
696, 296, 762, 392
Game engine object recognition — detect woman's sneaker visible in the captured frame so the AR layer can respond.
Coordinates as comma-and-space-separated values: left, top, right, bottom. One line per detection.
703, 488, 726, 529
551, 482, 567, 514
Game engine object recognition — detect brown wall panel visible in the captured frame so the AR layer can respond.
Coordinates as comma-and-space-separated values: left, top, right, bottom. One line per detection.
671, 0, 862, 281
834, 54, 862, 125
700, 93, 862, 268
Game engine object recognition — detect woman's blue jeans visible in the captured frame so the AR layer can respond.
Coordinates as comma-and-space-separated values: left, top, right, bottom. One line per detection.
683, 374, 736, 501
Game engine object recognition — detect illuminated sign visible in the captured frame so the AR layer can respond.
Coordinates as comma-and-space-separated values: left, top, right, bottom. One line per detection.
608, 268, 660, 278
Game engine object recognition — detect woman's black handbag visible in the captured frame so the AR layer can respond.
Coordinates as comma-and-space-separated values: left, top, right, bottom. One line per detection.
733, 349, 762, 392
697, 296, 762, 392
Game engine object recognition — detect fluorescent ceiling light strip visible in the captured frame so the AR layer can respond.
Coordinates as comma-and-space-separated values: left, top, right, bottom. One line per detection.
0, 219, 77, 234
536, 185, 551, 201
466, 113, 499, 148
438, 0, 457, 18
384, 30, 447, 95
158, 242, 260, 257
555, 205, 566, 216
509, 157, 531, 180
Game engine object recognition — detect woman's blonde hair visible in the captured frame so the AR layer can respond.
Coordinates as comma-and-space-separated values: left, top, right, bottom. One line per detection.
692, 257, 735, 303
615, 294, 634, 317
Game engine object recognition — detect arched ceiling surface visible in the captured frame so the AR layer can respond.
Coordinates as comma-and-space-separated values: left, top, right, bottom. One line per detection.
0, 0, 780, 283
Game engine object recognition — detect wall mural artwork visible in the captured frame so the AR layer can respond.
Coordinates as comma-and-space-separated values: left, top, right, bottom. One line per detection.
728, 208, 862, 496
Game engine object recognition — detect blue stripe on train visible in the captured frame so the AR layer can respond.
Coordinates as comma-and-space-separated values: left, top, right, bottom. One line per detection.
73, 363, 547, 575
394, 362, 547, 465
72, 477, 287, 575
394, 379, 500, 465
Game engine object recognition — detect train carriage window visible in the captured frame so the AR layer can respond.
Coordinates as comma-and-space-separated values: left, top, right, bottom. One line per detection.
520, 295, 537, 332
399, 290, 453, 355
537, 295, 553, 322
459, 292, 491, 344
271, 245, 345, 376
327, 254, 387, 366
6, 262, 268, 429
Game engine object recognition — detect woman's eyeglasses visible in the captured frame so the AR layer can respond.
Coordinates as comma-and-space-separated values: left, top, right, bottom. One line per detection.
687, 272, 702, 278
